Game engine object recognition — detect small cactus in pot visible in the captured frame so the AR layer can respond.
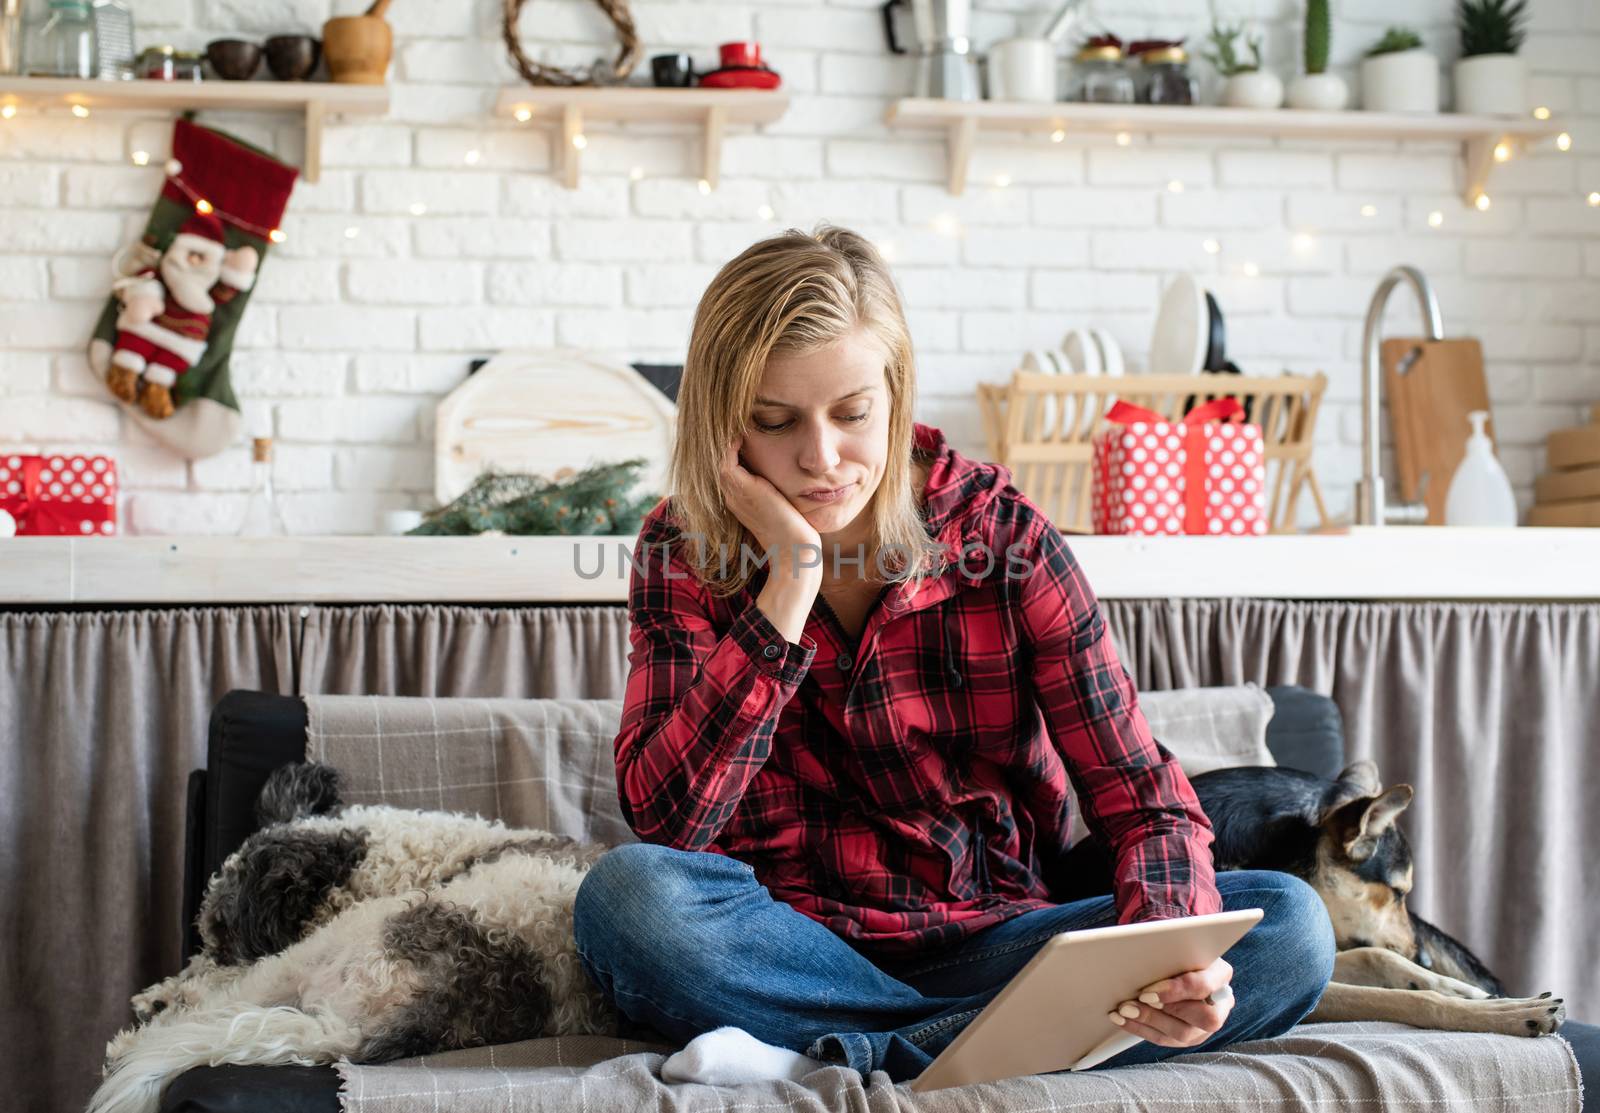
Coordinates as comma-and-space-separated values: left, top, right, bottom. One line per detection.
1359, 24, 1439, 113
1205, 22, 1283, 109
1453, 0, 1529, 116
1287, 0, 1350, 109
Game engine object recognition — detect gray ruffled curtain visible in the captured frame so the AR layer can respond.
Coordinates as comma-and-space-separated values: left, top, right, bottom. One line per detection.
0, 607, 297, 1113
5, 600, 1597, 1113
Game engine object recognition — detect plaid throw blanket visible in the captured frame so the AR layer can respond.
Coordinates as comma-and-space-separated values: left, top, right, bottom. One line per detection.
332, 1023, 1580, 1113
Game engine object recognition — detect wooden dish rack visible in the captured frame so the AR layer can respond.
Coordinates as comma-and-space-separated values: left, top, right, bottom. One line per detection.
976, 372, 1332, 534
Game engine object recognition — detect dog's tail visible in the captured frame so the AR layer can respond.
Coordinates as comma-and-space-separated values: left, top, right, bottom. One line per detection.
255, 762, 343, 827
88, 1004, 361, 1113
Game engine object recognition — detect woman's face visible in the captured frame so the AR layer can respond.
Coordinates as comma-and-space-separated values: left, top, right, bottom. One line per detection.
740, 327, 891, 551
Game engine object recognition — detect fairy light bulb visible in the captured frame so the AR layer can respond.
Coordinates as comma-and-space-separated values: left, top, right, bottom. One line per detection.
513, 107, 532, 123
1202, 238, 1221, 255
1114, 131, 1131, 146
1556, 132, 1572, 152
1587, 192, 1600, 207
71, 104, 89, 118
571, 133, 587, 150
1, 105, 16, 119
1533, 106, 1550, 120
195, 198, 214, 215
1493, 142, 1511, 162
1474, 193, 1492, 212
268, 229, 286, 244
1428, 210, 1444, 227
1050, 128, 1066, 143
130, 150, 149, 166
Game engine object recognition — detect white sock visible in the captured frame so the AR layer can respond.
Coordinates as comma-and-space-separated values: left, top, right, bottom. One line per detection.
660, 1026, 820, 1086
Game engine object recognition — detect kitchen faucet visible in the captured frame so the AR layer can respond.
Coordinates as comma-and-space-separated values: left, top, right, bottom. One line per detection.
1355, 265, 1443, 527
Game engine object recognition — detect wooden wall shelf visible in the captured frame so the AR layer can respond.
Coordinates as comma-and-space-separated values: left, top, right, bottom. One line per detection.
885, 98, 1564, 204
0, 78, 389, 182
494, 86, 789, 189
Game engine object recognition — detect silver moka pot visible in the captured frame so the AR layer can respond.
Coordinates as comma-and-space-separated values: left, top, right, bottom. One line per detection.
881, 0, 980, 101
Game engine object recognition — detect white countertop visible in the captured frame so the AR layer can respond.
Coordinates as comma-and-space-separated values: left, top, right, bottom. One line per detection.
4, 528, 1598, 604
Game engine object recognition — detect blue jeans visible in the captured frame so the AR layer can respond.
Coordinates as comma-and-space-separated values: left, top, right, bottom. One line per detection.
573, 843, 1337, 1082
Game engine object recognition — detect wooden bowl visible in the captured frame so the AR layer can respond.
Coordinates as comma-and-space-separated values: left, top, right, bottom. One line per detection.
205, 39, 263, 81
321, 14, 391, 84
264, 34, 320, 81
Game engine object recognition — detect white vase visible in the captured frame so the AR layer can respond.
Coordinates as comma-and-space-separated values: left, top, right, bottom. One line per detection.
1359, 48, 1439, 113
1222, 70, 1284, 109
1453, 53, 1526, 117
1286, 72, 1349, 110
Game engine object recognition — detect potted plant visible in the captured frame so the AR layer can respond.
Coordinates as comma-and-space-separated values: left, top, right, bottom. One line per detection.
1453, 0, 1527, 116
1204, 22, 1282, 109
1287, 0, 1349, 109
1359, 26, 1439, 113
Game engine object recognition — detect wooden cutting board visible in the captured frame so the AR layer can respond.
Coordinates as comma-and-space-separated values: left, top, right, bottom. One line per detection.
434, 349, 677, 505
1381, 338, 1493, 526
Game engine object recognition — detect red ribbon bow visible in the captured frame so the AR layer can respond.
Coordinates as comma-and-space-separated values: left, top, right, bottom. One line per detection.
1104, 397, 1247, 535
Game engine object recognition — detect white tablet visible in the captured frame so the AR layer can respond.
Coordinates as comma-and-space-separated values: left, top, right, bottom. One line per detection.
909, 907, 1264, 1093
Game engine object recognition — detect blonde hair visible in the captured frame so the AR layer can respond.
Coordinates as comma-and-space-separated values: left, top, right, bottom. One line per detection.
667, 225, 949, 598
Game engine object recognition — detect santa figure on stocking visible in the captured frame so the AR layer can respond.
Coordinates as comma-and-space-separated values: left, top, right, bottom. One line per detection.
107, 211, 259, 420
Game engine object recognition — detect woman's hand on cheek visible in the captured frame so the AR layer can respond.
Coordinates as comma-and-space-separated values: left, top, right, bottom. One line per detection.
720, 438, 821, 563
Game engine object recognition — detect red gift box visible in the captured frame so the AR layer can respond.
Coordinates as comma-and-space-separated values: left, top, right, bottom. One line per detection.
0, 454, 119, 536
1091, 398, 1267, 536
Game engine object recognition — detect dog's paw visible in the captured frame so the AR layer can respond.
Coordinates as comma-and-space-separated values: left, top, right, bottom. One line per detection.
1420, 972, 1492, 1001
1488, 994, 1565, 1036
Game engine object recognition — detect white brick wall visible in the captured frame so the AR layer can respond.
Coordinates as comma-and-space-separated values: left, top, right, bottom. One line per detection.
1, 0, 1597, 535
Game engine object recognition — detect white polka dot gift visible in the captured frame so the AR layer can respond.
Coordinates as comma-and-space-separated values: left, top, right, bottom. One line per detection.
0, 455, 119, 537
1090, 399, 1266, 536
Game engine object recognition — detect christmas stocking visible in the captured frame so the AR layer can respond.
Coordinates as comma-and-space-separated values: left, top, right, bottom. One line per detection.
88, 119, 297, 460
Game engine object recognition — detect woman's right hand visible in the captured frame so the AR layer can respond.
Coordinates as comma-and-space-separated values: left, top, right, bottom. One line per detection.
720, 438, 822, 573
723, 439, 823, 644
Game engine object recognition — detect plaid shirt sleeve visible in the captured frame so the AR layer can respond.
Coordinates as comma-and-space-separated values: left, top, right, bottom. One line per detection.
1014, 512, 1222, 924
614, 527, 818, 851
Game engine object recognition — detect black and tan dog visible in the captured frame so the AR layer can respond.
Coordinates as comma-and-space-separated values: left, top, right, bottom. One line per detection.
1053, 760, 1566, 1037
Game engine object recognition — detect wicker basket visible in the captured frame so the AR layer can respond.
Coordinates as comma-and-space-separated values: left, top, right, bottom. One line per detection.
976, 371, 1332, 534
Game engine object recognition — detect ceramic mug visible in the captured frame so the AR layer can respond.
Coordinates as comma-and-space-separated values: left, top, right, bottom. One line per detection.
651, 52, 694, 87
718, 41, 762, 68
987, 38, 1057, 103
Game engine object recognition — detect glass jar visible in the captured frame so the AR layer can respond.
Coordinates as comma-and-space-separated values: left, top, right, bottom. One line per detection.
24, 0, 96, 79
1138, 45, 1196, 105
137, 42, 174, 79
172, 48, 201, 80
1068, 44, 1133, 104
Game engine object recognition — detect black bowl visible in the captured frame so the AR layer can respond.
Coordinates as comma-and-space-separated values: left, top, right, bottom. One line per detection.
205, 38, 262, 81
265, 34, 320, 81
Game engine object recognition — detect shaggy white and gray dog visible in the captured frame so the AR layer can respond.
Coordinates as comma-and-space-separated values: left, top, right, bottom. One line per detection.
89, 763, 618, 1113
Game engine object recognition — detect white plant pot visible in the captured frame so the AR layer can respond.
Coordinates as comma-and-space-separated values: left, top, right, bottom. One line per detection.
1359, 48, 1440, 113
1453, 53, 1526, 117
1222, 70, 1284, 109
1286, 72, 1349, 110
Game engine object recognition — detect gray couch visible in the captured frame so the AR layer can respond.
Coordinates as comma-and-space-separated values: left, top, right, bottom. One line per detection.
156, 684, 1583, 1113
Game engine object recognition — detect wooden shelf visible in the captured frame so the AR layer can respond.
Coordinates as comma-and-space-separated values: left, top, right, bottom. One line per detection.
494, 86, 789, 189
0, 77, 389, 182
886, 98, 1565, 203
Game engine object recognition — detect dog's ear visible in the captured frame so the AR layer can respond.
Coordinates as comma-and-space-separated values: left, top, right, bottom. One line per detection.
1329, 784, 1414, 863
1336, 760, 1382, 795
1317, 760, 1383, 821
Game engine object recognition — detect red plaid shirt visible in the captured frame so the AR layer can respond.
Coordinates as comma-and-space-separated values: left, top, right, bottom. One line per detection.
615, 422, 1220, 957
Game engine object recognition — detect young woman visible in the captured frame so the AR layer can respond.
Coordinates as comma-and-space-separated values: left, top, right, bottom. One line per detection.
572, 226, 1336, 1085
